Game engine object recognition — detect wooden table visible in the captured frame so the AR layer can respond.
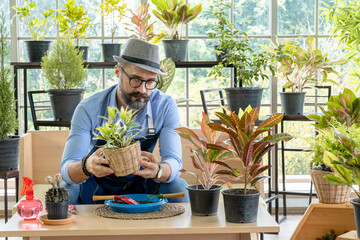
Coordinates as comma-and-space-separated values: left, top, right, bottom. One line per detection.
336, 231, 359, 240
0, 202, 279, 240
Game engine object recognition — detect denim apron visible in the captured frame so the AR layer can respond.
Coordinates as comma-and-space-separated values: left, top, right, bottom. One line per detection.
78, 106, 160, 204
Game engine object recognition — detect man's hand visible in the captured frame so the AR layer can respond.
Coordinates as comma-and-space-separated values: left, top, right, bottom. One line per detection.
133, 151, 160, 179
86, 148, 114, 178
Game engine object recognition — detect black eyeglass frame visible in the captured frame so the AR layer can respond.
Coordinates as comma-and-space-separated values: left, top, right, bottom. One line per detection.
119, 65, 158, 90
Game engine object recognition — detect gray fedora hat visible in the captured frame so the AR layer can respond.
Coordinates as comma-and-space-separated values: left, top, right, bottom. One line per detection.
113, 39, 167, 75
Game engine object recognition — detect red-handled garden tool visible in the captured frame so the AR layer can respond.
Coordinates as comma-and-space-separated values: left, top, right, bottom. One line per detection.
92, 195, 139, 204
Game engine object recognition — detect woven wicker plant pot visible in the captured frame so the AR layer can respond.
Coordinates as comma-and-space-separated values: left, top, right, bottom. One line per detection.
310, 169, 351, 204
104, 141, 141, 177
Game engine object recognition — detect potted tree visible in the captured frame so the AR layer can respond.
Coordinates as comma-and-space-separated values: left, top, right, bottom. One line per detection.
151, 0, 202, 62
45, 174, 70, 220
0, 10, 18, 170
175, 112, 234, 216
12, 0, 55, 62
57, 0, 92, 61
207, 0, 273, 115
93, 106, 143, 177
208, 107, 293, 223
263, 36, 347, 115
41, 38, 87, 121
99, 0, 127, 62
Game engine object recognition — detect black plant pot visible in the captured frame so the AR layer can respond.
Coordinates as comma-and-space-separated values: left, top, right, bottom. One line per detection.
350, 198, 360, 238
0, 137, 19, 170
222, 188, 261, 223
224, 87, 264, 115
214, 45, 227, 62
279, 92, 306, 115
47, 89, 85, 121
25, 40, 51, 62
102, 43, 121, 62
75, 46, 89, 61
46, 201, 69, 220
163, 39, 189, 62
186, 185, 221, 216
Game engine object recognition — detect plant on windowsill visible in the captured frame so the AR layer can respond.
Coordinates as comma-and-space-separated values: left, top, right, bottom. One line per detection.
207, 0, 274, 115
207, 106, 293, 223
0, 10, 19, 170
93, 106, 143, 177
175, 112, 234, 216
150, 0, 202, 62
262, 35, 347, 115
98, 0, 127, 62
12, 0, 55, 62
45, 174, 70, 220
41, 38, 87, 121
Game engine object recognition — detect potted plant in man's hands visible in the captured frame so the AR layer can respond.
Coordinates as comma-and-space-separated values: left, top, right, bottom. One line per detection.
175, 112, 234, 216
207, 0, 273, 115
0, 10, 19, 170
262, 36, 347, 115
94, 106, 143, 177
208, 106, 293, 223
41, 38, 87, 121
45, 174, 70, 220
12, 0, 55, 62
57, 0, 92, 61
99, 0, 127, 62
151, 0, 202, 61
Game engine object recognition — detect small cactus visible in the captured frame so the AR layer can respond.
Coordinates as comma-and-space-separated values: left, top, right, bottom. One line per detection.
45, 174, 69, 202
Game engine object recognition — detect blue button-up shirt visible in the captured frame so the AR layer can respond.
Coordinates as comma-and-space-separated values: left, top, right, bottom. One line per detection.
61, 84, 182, 185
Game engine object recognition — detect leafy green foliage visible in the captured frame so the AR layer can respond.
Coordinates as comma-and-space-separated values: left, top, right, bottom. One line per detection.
12, 0, 55, 41
263, 36, 348, 92
99, 0, 127, 43
41, 38, 87, 90
45, 174, 69, 202
151, 0, 202, 42
57, 0, 92, 46
156, 58, 176, 93
175, 112, 234, 190
0, 10, 17, 139
315, 230, 337, 240
207, 0, 273, 87
208, 107, 293, 194
94, 107, 143, 149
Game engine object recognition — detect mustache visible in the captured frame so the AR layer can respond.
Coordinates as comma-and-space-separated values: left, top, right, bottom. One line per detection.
128, 92, 150, 100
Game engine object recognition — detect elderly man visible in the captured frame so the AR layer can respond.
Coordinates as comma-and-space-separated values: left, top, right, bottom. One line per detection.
60, 39, 189, 204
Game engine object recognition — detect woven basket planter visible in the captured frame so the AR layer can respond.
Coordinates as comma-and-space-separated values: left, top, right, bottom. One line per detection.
104, 141, 141, 177
310, 169, 351, 204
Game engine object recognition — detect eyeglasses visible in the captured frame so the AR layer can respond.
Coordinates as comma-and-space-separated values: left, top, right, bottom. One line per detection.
119, 66, 158, 90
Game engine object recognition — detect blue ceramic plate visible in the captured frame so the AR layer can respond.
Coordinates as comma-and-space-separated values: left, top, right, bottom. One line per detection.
104, 194, 168, 213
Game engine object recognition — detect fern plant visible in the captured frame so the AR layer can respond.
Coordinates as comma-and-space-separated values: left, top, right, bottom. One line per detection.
94, 106, 143, 149
41, 38, 87, 90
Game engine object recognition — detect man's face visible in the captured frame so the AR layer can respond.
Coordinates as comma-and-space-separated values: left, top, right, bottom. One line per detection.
115, 64, 157, 110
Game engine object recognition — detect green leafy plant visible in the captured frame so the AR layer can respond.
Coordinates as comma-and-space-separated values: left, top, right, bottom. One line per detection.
41, 38, 87, 90
175, 112, 234, 190
45, 174, 69, 202
57, 0, 92, 47
262, 36, 347, 92
156, 58, 176, 93
207, 106, 293, 194
151, 0, 202, 43
12, 0, 55, 41
316, 230, 338, 240
125, 2, 156, 42
0, 10, 17, 139
99, 0, 127, 43
94, 106, 143, 150
207, 0, 273, 87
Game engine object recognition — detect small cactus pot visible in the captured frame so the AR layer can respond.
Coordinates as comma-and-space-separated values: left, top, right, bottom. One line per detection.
45, 201, 69, 219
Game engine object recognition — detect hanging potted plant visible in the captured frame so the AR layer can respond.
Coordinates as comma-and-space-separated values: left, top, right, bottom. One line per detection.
57, 0, 92, 61
12, 0, 55, 62
207, 0, 273, 115
151, 0, 202, 62
175, 112, 234, 216
262, 36, 347, 115
99, 0, 127, 62
45, 174, 70, 220
93, 106, 143, 177
0, 10, 19, 170
41, 38, 87, 121
208, 106, 293, 223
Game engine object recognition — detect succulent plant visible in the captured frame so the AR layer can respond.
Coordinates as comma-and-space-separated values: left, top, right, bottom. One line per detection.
45, 174, 69, 202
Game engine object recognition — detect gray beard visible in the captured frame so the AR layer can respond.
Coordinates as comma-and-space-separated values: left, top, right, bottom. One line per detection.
119, 85, 149, 110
